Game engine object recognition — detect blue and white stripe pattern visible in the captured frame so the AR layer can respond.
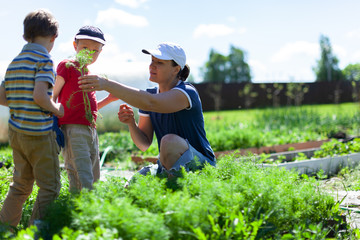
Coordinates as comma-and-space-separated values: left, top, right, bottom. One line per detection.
4, 43, 55, 135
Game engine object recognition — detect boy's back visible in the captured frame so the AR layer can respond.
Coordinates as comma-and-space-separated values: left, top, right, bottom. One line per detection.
0, 9, 64, 230
5, 43, 55, 135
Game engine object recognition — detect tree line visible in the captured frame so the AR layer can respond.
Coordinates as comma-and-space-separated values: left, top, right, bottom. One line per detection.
200, 34, 360, 83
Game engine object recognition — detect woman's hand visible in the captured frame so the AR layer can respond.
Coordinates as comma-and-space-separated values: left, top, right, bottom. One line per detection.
118, 104, 135, 125
78, 75, 107, 92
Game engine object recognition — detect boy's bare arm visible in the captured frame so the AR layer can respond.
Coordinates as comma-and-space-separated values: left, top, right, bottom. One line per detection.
97, 93, 118, 110
53, 75, 65, 102
0, 85, 7, 106
33, 81, 64, 117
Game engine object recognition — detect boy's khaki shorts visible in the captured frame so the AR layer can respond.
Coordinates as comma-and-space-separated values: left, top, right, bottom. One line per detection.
61, 124, 100, 192
0, 127, 61, 227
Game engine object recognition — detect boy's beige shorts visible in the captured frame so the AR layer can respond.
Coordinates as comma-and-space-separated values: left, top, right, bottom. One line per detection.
0, 127, 61, 227
61, 124, 100, 192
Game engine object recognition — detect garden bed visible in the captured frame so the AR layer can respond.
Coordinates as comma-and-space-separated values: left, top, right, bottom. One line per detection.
254, 138, 360, 176
260, 152, 360, 176
130, 139, 330, 164
215, 139, 329, 157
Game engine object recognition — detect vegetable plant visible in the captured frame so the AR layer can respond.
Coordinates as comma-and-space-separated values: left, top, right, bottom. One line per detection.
65, 49, 96, 126
1, 156, 351, 239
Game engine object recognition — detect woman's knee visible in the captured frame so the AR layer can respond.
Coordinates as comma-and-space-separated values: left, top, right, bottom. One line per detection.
160, 134, 187, 153
159, 134, 188, 170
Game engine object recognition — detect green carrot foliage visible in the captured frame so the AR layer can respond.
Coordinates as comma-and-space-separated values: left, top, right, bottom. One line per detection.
0, 156, 351, 239
65, 49, 96, 126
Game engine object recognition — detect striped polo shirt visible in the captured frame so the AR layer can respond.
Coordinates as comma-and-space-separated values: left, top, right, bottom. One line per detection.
4, 43, 55, 135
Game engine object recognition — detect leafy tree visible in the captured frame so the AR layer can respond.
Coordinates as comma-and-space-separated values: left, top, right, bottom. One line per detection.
313, 35, 343, 81
202, 45, 251, 83
342, 63, 360, 81
227, 45, 251, 83
202, 49, 228, 83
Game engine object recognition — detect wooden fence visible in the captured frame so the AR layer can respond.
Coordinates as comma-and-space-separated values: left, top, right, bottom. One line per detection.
193, 81, 360, 111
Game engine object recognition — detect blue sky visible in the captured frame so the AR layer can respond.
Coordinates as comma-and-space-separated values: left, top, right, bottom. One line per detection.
1, 0, 360, 85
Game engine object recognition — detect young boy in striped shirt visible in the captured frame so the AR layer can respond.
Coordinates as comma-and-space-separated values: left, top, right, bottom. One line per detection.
0, 9, 64, 229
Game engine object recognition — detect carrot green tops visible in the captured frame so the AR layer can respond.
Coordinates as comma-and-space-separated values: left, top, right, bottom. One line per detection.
4, 43, 55, 135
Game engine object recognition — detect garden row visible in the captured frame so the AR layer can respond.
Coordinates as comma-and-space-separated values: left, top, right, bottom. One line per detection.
256, 138, 360, 175
0, 154, 358, 239
2, 137, 360, 238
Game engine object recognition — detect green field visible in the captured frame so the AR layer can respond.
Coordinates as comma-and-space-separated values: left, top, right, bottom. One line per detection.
96, 103, 360, 165
1, 103, 359, 165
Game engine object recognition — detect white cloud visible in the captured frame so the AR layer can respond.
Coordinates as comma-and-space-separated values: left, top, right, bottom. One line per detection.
347, 28, 360, 39
91, 57, 148, 79
271, 41, 319, 63
193, 24, 235, 39
248, 59, 268, 82
88, 36, 148, 81
349, 50, 360, 63
332, 44, 347, 59
56, 39, 74, 55
115, 0, 148, 8
0, 10, 7, 17
237, 27, 247, 35
227, 16, 237, 23
96, 8, 149, 28
249, 59, 267, 72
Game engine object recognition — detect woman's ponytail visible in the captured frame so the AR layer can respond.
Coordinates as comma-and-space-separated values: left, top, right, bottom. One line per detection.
178, 64, 190, 81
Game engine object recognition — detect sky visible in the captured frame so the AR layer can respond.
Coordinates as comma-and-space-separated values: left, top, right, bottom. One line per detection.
1, 0, 360, 86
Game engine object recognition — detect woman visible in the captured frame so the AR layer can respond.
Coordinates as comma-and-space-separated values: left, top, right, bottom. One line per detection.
79, 42, 216, 176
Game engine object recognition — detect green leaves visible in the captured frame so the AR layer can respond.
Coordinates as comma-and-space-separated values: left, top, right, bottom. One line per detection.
0, 156, 352, 239
314, 138, 360, 158
65, 49, 96, 126
65, 48, 95, 76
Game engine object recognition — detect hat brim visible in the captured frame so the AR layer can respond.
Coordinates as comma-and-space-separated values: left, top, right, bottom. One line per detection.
142, 49, 173, 61
75, 35, 106, 45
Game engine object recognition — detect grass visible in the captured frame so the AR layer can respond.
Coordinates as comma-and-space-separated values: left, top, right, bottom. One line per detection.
204, 103, 360, 151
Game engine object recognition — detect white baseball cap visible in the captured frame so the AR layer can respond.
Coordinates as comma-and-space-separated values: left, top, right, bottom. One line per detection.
142, 42, 186, 70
